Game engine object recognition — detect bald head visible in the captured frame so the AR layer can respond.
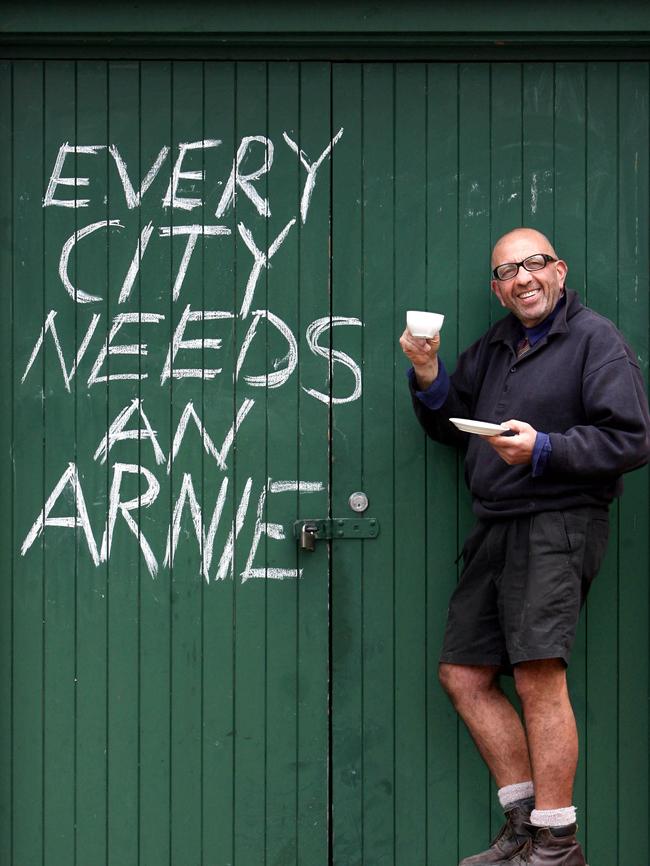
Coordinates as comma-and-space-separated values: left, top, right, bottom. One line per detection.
490, 227, 567, 326
491, 228, 559, 269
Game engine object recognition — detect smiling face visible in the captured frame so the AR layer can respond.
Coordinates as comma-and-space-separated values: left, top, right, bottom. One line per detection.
490, 229, 568, 327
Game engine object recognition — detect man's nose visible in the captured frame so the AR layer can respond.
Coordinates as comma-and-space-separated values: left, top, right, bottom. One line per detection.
514, 266, 533, 286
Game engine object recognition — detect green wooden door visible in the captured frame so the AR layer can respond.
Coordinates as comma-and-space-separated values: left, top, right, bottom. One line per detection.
327, 61, 649, 866
1, 59, 648, 866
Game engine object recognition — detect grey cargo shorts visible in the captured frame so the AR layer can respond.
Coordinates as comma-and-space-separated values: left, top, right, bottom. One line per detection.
439, 507, 610, 670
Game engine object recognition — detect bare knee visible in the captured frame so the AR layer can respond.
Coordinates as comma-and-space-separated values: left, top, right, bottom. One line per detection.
514, 658, 567, 708
438, 663, 500, 708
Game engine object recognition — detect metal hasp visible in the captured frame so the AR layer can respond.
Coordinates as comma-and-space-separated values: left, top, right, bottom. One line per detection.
294, 518, 380, 549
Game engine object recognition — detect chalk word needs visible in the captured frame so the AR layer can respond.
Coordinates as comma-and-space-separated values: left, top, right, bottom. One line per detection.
22, 307, 363, 404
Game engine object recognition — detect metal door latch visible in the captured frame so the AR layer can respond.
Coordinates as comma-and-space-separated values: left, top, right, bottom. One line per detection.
294, 518, 379, 551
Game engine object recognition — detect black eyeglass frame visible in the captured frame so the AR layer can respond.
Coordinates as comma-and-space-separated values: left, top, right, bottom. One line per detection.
492, 253, 557, 281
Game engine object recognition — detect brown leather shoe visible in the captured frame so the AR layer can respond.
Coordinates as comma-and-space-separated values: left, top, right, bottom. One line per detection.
499, 824, 587, 865
458, 799, 534, 865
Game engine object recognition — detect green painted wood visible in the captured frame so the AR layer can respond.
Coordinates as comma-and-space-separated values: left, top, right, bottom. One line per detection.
0, 58, 12, 866
230, 61, 270, 866
1, 56, 649, 866
393, 62, 430, 866
42, 60, 77, 866
137, 59, 173, 866
616, 62, 649, 866
264, 60, 300, 866
74, 59, 109, 866
360, 61, 397, 866
200, 58, 237, 866
491, 63, 524, 239
12, 60, 46, 866
168, 60, 204, 866
583, 61, 623, 866
425, 62, 462, 865
330, 61, 364, 866
104, 61, 141, 866
3, 1, 650, 39
294, 61, 331, 866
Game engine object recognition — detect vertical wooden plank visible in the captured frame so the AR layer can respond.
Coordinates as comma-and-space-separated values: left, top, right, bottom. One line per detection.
393, 61, 429, 866
426, 61, 461, 863
12, 59, 45, 866
554, 63, 587, 293
491, 64, 523, 241
41, 60, 77, 866
522, 62, 555, 236
457, 61, 492, 859
105, 59, 141, 866
617, 61, 649, 866
584, 62, 620, 866
330, 60, 363, 866
201, 58, 236, 866
75, 58, 109, 866
0, 60, 12, 866
360, 61, 397, 866
168, 60, 204, 866
295, 60, 331, 866
264, 60, 300, 866
0, 61, 15, 863
232, 60, 269, 866
138, 59, 173, 866
584, 64, 619, 321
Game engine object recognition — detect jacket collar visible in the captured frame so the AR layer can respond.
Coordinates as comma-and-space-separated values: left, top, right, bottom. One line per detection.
488, 289, 579, 346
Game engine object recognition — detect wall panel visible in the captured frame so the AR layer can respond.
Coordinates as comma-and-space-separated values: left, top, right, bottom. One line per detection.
1, 58, 647, 866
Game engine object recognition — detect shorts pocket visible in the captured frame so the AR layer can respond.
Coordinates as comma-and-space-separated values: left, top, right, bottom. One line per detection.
530, 511, 572, 555
582, 516, 610, 586
560, 509, 588, 554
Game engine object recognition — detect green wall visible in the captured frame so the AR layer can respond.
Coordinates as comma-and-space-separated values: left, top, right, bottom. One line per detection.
0, 9, 648, 865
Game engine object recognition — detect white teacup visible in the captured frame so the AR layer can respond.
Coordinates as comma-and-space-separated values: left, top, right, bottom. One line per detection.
406, 310, 445, 339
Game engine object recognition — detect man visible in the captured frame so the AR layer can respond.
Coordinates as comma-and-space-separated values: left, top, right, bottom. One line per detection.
399, 228, 650, 866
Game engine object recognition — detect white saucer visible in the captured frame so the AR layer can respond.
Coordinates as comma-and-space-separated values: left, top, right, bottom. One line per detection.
449, 417, 510, 437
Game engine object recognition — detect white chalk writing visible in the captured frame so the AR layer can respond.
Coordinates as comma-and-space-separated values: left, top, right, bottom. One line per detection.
21, 128, 356, 583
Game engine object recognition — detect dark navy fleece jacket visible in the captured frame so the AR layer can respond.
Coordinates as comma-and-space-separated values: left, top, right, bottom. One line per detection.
409, 290, 650, 518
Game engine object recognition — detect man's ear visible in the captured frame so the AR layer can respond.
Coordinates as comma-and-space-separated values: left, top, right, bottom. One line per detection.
555, 259, 568, 288
491, 279, 506, 307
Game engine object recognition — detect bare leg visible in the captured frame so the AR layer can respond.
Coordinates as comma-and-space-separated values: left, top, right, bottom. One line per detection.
514, 658, 577, 809
439, 663, 532, 787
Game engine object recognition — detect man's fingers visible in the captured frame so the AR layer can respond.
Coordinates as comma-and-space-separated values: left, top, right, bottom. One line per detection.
399, 329, 440, 364
501, 418, 524, 434
488, 419, 536, 466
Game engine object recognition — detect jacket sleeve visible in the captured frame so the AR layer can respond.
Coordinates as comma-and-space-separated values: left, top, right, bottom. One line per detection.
408, 336, 488, 448
547, 349, 650, 478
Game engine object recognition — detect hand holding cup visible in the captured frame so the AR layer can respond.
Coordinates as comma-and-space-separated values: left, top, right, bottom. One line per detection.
399, 310, 445, 390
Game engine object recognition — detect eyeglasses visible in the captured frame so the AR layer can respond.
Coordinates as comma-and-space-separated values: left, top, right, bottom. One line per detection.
492, 253, 557, 281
